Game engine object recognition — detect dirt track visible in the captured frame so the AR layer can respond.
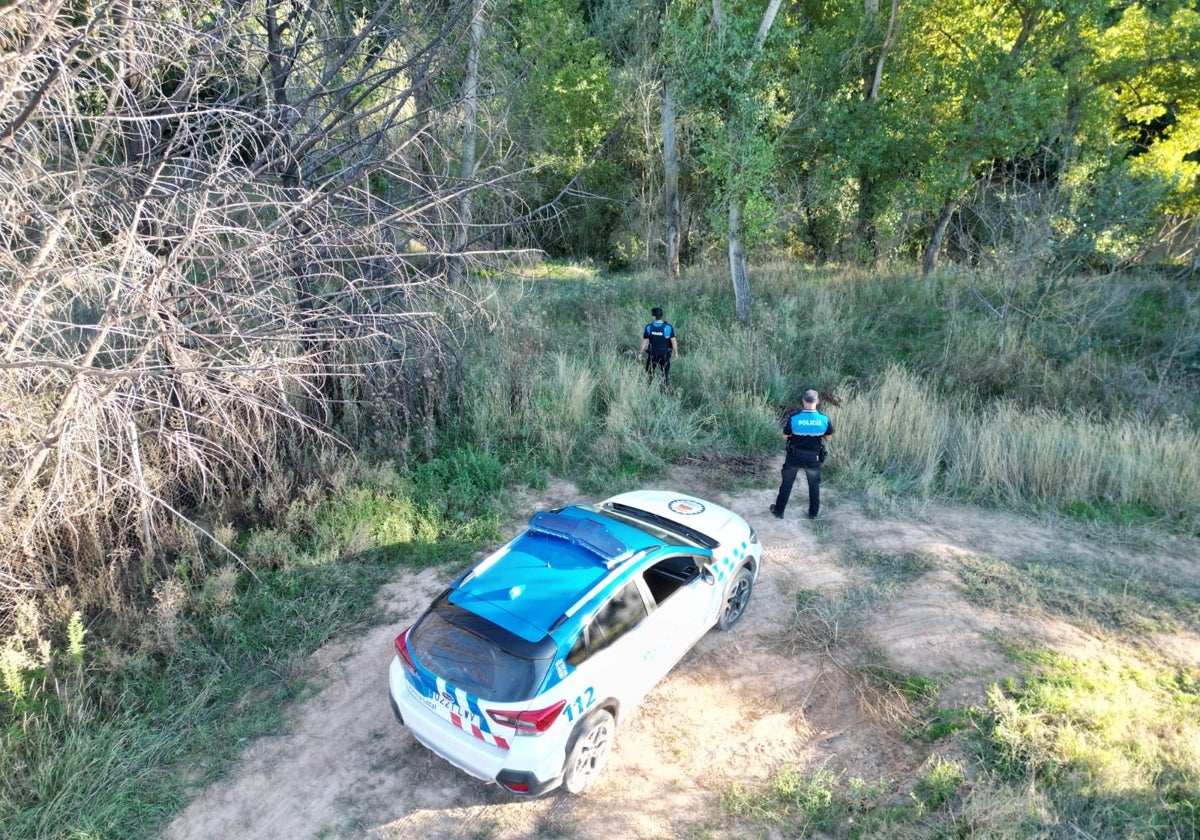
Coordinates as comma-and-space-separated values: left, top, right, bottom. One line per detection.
163, 474, 1200, 840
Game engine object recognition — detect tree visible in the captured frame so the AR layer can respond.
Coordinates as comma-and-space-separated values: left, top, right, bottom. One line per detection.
449, 0, 486, 287
662, 78, 681, 277
855, 0, 900, 266
0, 0, 499, 610
666, 0, 785, 321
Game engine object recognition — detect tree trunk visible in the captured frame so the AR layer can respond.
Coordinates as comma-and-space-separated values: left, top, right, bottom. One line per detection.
712, 0, 779, 321
856, 178, 878, 266
855, 0, 897, 268
923, 199, 956, 275
728, 198, 752, 322
449, 0, 484, 287
662, 79, 680, 280
266, 0, 342, 426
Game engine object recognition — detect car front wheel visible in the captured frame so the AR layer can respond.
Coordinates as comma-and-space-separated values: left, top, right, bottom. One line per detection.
562, 709, 615, 794
717, 566, 753, 630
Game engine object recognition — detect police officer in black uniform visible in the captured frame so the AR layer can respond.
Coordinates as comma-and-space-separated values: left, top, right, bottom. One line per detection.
770, 389, 833, 520
639, 307, 678, 386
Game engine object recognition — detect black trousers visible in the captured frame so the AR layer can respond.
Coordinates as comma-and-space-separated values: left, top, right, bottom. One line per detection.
774, 449, 821, 518
645, 353, 671, 383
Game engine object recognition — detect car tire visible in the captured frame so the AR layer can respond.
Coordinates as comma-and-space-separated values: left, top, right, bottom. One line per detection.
562, 709, 615, 795
716, 565, 753, 630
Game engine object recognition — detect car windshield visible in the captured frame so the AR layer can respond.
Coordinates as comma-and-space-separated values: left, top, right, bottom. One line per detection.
409, 601, 555, 702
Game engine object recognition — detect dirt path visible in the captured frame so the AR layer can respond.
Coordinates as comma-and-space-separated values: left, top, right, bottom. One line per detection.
163, 476, 1200, 840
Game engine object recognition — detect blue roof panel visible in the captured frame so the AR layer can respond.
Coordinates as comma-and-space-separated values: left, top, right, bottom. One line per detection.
450, 506, 664, 642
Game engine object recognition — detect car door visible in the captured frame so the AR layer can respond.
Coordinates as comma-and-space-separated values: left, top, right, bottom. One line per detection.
634, 553, 717, 679
563, 578, 660, 715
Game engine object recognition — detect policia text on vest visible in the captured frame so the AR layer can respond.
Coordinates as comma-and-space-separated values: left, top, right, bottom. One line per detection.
770, 390, 833, 520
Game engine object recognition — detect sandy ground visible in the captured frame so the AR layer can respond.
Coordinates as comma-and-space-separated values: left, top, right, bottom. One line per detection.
163, 471, 1200, 840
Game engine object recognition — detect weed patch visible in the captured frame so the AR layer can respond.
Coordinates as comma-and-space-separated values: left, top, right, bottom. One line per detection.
955, 550, 1199, 634
722, 763, 839, 834
980, 647, 1200, 839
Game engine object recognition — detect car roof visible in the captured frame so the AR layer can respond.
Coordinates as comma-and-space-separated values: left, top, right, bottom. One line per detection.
600, 489, 740, 546
449, 505, 673, 643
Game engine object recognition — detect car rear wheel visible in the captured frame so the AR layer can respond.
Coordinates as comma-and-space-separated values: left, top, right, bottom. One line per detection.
562, 709, 615, 794
717, 566, 753, 630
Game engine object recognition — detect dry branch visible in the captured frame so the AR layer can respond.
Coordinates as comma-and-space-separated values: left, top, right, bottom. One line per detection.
0, 0, 506, 625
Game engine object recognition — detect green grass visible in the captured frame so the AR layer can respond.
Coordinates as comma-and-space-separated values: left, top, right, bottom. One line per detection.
722, 763, 840, 835
981, 647, 1200, 838
1, 693, 190, 837
0, 456, 507, 840
4, 260, 1199, 838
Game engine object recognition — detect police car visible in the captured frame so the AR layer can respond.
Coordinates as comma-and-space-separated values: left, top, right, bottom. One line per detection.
388, 490, 762, 795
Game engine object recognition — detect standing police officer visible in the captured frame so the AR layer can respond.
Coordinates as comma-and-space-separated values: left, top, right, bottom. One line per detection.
770, 389, 833, 520
639, 307, 678, 386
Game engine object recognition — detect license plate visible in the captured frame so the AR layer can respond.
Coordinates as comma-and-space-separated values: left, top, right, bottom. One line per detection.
412, 681, 481, 728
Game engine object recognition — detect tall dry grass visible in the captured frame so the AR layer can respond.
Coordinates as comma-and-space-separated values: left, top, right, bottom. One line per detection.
455, 264, 1200, 527
836, 366, 1200, 525
833, 366, 956, 493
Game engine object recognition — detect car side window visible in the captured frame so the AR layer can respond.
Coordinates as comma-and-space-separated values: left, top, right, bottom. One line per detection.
564, 580, 650, 667
566, 632, 588, 667
592, 580, 649, 652
596, 580, 648, 641
642, 554, 705, 605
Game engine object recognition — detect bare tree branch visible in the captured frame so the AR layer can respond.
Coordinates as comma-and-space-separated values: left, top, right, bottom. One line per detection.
0, 0, 514, 620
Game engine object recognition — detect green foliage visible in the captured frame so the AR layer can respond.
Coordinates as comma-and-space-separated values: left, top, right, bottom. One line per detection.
722, 763, 839, 833
0, 447, 507, 839
412, 446, 508, 520
981, 649, 1200, 838
494, 0, 621, 259
66, 613, 86, 667
765, 0, 1200, 269
911, 756, 966, 812
1, 691, 189, 839
508, 0, 617, 174
1099, 3, 1200, 216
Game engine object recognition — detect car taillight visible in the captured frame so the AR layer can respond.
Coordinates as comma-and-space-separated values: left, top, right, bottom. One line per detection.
394, 628, 417, 674
486, 699, 567, 735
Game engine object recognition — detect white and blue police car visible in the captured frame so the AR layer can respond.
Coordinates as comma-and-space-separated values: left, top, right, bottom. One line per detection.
388, 489, 762, 795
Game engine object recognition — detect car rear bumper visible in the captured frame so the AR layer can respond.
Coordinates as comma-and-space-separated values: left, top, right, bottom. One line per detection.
388, 656, 565, 795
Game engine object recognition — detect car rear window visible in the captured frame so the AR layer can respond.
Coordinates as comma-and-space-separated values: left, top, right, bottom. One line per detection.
409, 601, 554, 702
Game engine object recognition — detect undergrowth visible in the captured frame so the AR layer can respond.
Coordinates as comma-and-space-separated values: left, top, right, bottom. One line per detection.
3, 260, 1198, 838
0, 457, 509, 839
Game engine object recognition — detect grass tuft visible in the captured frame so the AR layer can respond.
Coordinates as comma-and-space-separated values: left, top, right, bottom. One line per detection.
981, 647, 1200, 838
722, 763, 840, 832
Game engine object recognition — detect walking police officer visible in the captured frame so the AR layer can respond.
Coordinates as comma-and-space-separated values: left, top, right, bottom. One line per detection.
639, 307, 678, 386
770, 389, 833, 520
